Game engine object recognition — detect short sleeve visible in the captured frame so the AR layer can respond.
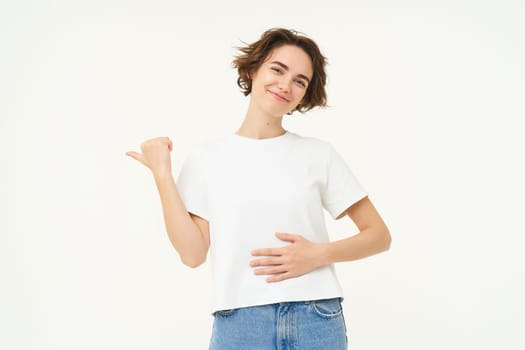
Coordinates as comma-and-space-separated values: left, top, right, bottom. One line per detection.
176, 146, 209, 221
321, 144, 368, 220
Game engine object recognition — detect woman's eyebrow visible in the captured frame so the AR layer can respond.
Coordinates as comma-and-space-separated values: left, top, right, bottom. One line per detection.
270, 61, 311, 83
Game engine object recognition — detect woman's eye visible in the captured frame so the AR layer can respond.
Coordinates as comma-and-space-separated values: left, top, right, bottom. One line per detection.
296, 80, 306, 88
271, 67, 281, 73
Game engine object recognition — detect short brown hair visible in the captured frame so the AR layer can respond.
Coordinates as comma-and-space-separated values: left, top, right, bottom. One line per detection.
232, 28, 327, 113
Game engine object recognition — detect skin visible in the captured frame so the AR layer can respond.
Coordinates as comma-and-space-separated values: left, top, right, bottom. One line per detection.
235, 45, 312, 139
126, 44, 391, 280
126, 138, 210, 267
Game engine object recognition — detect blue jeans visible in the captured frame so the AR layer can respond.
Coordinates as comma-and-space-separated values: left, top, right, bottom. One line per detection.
209, 298, 348, 350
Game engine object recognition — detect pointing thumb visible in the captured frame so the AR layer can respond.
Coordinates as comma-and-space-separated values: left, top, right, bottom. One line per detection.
125, 151, 142, 162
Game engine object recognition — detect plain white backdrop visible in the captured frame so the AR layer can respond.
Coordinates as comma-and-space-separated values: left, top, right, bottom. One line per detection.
1, 0, 523, 349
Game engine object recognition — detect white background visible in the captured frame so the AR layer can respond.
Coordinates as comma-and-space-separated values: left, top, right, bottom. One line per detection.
1, 0, 523, 349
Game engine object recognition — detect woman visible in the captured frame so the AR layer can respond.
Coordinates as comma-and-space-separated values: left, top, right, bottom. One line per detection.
126, 28, 391, 349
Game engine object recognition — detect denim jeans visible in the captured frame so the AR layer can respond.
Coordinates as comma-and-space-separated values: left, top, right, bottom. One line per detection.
209, 298, 348, 350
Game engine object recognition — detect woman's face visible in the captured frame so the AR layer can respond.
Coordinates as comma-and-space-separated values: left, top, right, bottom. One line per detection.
250, 44, 313, 117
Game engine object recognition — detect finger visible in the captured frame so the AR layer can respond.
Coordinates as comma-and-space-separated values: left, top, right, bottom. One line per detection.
125, 151, 143, 162
249, 257, 282, 267
253, 266, 287, 275
251, 248, 283, 256
267, 272, 293, 283
275, 232, 301, 242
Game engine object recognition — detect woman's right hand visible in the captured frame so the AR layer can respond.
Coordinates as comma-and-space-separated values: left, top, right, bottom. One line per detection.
125, 137, 173, 178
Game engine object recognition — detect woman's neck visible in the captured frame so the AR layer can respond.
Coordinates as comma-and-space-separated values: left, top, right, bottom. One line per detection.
236, 103, 286, 139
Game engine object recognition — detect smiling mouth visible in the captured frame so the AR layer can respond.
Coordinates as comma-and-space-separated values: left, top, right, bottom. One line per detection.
267, 90, 290, 102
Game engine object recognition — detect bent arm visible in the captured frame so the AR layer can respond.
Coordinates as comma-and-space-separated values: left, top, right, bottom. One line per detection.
154, 173, 210, 268
321, 196, 391, 264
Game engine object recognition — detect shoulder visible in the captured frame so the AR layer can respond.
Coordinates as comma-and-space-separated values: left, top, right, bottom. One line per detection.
188, 134, 231, 155
289, 131, 335, 155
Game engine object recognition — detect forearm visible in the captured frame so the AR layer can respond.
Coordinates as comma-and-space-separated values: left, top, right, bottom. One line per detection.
320, 226, 391, 265
153, 173, 208, 267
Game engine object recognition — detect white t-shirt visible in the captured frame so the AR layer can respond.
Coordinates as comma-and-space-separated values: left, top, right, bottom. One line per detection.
176, 131, 367, 313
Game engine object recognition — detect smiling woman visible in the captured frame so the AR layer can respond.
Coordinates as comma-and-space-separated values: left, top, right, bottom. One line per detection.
126, 27, 391, 350
247, 45, 313, 117
232, 28, 327, 114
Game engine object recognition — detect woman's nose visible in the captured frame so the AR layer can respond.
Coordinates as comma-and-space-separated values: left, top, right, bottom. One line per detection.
278, 77, 291, 92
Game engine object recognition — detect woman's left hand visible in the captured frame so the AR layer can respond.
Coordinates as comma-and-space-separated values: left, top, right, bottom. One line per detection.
250, 233, 328, 283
